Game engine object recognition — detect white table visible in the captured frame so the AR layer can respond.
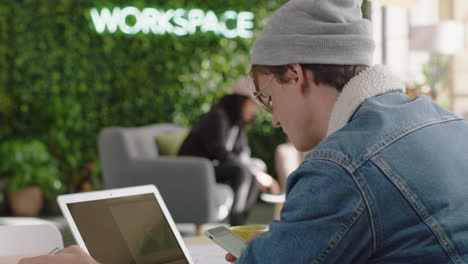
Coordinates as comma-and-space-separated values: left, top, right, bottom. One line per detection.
0, 236, 229, 264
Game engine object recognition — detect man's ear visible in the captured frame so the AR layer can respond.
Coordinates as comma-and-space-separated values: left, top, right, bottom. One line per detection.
285, 63, 311, 95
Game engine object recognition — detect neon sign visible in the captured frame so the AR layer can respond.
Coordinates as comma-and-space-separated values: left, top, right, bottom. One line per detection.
90, 7, 255, 38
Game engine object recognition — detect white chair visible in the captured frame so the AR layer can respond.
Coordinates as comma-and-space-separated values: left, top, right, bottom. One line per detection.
0, 224, 63, 256
98, 124, 234, 235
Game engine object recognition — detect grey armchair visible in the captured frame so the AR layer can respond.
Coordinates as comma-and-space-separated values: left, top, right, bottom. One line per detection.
98, 124, 233, 234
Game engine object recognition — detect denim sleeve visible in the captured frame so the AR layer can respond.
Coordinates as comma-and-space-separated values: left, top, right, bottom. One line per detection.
236, 159, 373, 264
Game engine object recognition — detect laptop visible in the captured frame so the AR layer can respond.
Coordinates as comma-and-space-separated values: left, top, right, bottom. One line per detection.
57, 185, 194, 264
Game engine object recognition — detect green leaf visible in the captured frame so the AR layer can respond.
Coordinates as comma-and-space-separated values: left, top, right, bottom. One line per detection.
0, 0, 288, 192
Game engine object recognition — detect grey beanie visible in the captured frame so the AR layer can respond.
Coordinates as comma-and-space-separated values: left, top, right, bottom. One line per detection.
252, 0, 375, 66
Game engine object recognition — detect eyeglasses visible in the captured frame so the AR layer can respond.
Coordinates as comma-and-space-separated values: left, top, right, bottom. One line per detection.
252, 75, 274, 114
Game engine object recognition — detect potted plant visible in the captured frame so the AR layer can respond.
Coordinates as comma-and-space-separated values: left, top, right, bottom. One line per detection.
0, 140, 63, 216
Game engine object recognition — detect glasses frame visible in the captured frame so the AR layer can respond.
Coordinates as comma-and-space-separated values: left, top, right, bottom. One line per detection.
252, 75, 275, 114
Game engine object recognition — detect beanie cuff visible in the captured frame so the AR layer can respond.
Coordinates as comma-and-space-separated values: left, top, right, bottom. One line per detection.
252, 34, 375, 66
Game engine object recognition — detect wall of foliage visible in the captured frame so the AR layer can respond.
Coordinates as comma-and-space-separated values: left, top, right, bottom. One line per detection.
0, 0, 288, 191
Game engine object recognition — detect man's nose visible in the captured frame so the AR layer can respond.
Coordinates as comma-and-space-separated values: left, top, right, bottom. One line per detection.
271, 114, 281, 127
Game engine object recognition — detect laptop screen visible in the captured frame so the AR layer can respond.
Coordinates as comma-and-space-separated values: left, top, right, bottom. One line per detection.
67, 193, 189, 264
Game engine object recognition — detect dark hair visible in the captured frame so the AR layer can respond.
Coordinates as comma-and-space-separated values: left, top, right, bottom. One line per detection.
216, 94, 250, 126
251, 64, 369, 92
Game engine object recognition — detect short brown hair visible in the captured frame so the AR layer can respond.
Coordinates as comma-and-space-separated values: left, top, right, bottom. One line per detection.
251, 64, 369, 92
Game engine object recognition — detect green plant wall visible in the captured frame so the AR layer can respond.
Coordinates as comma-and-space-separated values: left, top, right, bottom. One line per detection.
0, 0, 287, 191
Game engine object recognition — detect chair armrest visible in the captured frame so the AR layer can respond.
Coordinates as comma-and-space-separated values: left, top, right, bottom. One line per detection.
128, 157, 229, 223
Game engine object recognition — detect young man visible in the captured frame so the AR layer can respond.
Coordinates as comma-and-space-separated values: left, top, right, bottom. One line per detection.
20, 0, 468, 263
224, 0, 468, 263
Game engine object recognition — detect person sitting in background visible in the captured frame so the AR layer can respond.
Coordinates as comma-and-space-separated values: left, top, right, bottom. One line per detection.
178, 77, 280, 226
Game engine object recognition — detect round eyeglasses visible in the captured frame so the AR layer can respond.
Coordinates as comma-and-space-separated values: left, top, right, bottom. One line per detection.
252, 75, 274, 114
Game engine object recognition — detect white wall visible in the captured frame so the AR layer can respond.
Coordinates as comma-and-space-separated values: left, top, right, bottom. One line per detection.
371, 0, 439, 84
452, 0, 468, 116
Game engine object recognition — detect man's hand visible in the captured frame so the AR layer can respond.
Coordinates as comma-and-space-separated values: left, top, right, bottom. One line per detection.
19, 245, 99, 264
225, 230, 266, 263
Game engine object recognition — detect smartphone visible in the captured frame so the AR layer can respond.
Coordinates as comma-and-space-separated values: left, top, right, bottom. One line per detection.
204, 226, 246, 258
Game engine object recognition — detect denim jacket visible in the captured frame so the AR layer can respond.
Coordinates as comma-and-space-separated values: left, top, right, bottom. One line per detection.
236, 65, 468, 263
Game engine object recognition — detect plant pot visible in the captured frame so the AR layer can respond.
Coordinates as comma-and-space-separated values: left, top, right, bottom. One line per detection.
7, 186, 44, 216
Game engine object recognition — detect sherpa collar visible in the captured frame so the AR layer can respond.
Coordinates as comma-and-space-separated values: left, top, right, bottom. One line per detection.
327, 65, 405, 136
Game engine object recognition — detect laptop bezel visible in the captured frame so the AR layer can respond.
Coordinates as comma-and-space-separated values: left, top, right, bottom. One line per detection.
57, 184, 194, 264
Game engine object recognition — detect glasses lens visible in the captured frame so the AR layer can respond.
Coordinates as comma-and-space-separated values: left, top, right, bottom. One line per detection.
252, 76, 274, 114
256, 93, 272, 113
